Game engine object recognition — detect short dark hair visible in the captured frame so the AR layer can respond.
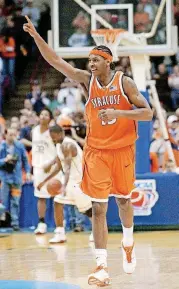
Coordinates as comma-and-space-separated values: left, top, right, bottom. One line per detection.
93, 45, 115, 70
39, 107, 53, 120
49, 124, 64, 134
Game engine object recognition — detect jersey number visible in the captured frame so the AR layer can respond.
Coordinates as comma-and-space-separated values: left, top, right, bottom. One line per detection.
36, 145, 45, 153
101, 109, 117, 126
102, 119, 117, 125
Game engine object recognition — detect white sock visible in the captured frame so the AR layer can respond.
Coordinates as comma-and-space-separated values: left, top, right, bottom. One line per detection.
56, 227, 65, 234
95, 249, 107, 268
122, 225, 134, 247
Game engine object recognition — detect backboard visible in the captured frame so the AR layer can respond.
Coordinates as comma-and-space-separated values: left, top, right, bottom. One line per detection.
51, 0, 177, 58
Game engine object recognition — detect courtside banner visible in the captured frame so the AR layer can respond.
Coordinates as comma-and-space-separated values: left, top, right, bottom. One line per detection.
132, 180, 159, 216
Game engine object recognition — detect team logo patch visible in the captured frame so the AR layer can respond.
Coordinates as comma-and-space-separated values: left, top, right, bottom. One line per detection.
109, 85, 117, 91
131, 179, 159, 216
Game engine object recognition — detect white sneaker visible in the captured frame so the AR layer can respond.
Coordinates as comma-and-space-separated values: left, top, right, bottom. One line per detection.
89, 232, 94, 242
122, 242, 136, 274
49, 228, 67, 244
34, 222, 47, 234
88, 266, 111, 287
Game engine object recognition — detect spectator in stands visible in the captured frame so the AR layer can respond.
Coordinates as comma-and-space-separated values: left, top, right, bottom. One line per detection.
115, 14, 128, 30
19, 117, 32, 152
167, 115, 179, 140
0, 8, 6, 34
19, 115, 28, 128
38, 3, 51, 42
0, 202, 6, 221
153, 63, 172, 110
41, 91, 51, 107
0, 56, 3, 114
58, 78, 84, 113
175, 108, 179, 119
117, 57, 132, 77
167, 115, 179, 167
140, 0, 158, 22
2, 0, 16, 16
0, 128, 31, 230
26, 80, 46, 113
85, 0, 103, 4
13, 6, 29, 80
105, 0, 117, 3
22, 0, 40, 29
26, 79, 40, 100
168, 65, 179, 110
150, 127, 166, 172
174, 0, 179, 39
11, 116, 19, 126
0, 0, 4, 11
0, 113, 5, 140
134, 3, 151, 33
68, 11, 90, 47
163, 159, 177, 173
0, 29, 16, 90
48, 89, 61, 113
20, 99, 33, 117
97, 11, 112, 29
29, 111, 39, 126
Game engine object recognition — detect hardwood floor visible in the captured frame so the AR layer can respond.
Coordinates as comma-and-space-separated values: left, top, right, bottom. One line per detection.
0, 231, 179, 289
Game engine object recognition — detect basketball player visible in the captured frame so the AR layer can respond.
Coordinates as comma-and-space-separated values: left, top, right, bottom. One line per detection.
32, 108, 57, 234
37, 124, 93, 243
24, 17, 153, 286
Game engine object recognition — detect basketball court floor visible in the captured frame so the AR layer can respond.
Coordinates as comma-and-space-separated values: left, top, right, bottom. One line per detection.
0, 231, 179, 289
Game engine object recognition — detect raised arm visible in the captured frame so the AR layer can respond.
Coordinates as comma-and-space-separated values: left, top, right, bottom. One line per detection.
23, 16, 90, 86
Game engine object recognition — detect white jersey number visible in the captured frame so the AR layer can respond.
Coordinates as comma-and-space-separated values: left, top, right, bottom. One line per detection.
35, 145, 45, 153
102, 119, 117, 125
101, 109, 117, 126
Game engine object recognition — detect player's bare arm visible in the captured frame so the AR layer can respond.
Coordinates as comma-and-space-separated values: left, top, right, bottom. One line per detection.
99, 76, 153, 122
71, 128, 85, 147
62, 143, 77, 188
23, 16, 90, 89
37, 157, 62, 190
42, 157, 57, 173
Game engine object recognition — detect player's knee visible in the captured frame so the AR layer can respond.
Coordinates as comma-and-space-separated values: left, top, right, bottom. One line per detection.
83, 208, 92, 218
92, 202, 107, 217
38, 198, 46, 204
117, 198, 131, 211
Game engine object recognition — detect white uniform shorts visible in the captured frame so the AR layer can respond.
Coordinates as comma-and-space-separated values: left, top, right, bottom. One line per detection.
33, 167, 62, 199
54, 182, 92, 213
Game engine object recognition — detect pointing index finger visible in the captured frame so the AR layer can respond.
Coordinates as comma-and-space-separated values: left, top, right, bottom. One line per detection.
25, 15, 30, 23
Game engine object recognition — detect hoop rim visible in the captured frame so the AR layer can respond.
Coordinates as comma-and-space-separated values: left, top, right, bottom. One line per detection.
91, 28, 126, 35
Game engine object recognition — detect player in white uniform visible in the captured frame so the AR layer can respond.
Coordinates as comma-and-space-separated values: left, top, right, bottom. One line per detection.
32, 108, 57, 234
37, 124, 93, 243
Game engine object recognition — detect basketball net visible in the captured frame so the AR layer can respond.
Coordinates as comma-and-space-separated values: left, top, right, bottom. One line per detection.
91, 29, 141, 62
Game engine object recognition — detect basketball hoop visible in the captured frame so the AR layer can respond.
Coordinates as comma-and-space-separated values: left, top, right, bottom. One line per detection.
91, 29, 141, 62
91, 29, 128, 62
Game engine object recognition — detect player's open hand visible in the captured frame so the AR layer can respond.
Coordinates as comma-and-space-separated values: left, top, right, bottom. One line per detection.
98, 108, 118, 122
23, 15, 37, 38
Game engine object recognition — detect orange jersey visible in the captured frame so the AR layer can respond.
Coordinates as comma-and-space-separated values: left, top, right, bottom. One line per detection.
85, 71, 138, 149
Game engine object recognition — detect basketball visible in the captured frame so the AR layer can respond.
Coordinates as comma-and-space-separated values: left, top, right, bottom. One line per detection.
47, 179, 62, 197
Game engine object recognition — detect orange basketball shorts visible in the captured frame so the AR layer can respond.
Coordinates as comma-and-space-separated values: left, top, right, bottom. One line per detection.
80, 144, 136, 202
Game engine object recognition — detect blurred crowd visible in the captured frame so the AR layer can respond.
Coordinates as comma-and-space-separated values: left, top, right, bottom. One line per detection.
67, 0, 179, 48
0, 0, 51, 112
